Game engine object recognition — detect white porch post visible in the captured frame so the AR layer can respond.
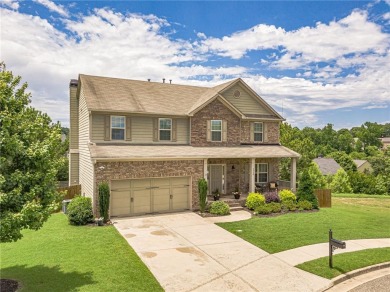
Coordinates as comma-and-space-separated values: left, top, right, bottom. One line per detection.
290, 157, 297, 192
203, 159, 208, 180
249, 158, 255, 193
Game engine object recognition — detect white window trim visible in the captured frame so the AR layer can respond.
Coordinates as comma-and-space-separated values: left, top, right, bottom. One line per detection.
211, 120, 222, 142
254, 122, 263, 142
111, 115, 125, 140
255, 163, 268, 183
159, 118, 172, 141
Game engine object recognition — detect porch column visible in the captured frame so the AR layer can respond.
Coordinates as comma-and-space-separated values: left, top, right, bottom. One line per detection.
290, 157, 297, 192
249, 158, 255, 193
203, 159, 208, 180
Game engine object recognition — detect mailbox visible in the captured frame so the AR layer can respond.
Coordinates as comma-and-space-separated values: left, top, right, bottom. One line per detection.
330, 238, 346, 249
329, 229, 347, 268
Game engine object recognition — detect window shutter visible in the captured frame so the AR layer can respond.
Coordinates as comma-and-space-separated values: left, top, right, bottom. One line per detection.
172, 119, 177, 142
153, 118, 159, 142
264, 123, 268, 143
250, 122, 254, 143
104, 115, 111, 141
206, 120, 211, 142
222, 120, 227, 142
126, 117, 132, 141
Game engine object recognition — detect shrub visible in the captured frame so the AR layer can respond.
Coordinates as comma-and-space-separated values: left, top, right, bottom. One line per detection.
209, 201, 230, 216
330, 168, 352, 193
297, 169, 319, 209
297, 200, 313, 210
268, 202, 282, 213
198, 178, 208, 213
67, 196, 94, 225
245, 192, 265, 210
255, 204, 272, 215
282, 201, 297, 211
98, 182, 110, 222
279, 189, 296, 203
264, 192, 280, 203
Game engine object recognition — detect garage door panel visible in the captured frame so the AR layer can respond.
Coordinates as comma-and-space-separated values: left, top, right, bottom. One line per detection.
171, 177, 189, 186
133, 189, 151, 214
152, 178, 170, 187
171, 186, 189, 210
111, 191, 130, 216
152, 188, 170, 212
131, 179, 150, 189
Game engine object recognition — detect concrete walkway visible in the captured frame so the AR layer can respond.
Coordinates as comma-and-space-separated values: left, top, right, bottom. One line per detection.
113, 211, 390, 292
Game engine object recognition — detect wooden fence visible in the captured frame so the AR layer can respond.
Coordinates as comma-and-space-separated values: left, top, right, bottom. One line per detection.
314, 189, 332, 208
57, 184, 81, 200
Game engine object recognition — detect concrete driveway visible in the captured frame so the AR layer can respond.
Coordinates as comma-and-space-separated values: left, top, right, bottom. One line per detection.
113, 212, 330, 292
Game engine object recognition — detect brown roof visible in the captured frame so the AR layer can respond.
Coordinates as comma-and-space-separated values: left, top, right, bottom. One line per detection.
89, 144, 300, 160
313, 158, 341, 175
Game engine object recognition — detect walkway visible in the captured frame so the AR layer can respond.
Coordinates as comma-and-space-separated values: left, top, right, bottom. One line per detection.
113, 211, 390, 292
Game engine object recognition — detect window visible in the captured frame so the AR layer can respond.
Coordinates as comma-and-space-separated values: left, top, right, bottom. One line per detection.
159, 118, 172, 141
211, 120, 222, 142
255, 163, 268, 183
254, 122, 263, 142
111, 116, 125, 140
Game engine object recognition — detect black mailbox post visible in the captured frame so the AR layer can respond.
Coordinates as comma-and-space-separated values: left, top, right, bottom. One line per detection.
329, 229, 346, 268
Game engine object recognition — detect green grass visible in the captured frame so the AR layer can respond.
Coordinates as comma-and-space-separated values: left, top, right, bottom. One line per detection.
218, 197, 390, 253
332, 193, 390, 199
0, 213, 163, 292
296, 248, 390, 279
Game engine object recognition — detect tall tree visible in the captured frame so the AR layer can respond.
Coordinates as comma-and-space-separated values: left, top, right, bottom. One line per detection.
0, 63, 62, 242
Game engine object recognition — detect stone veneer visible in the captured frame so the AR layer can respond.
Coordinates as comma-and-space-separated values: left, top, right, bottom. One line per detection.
191, 99, 241, 146
94, 160, 204, 214
241, 121, 280, 144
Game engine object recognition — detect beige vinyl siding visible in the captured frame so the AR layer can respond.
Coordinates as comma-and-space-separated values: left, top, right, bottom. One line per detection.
222, 84, 271, 115
91, 114, 189, 144
78, 86, 94, 201
69, 153, 79, 185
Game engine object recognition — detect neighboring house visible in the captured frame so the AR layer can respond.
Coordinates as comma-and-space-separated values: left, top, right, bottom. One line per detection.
380, 137, 390, 150
69, 75, 300, 217
313, 158, 341, 175
353, 159, 373, 173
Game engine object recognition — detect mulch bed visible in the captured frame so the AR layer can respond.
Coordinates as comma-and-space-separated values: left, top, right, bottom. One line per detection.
0, 279, 20, 292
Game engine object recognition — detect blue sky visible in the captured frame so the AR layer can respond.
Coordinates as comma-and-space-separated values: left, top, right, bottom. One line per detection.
1, 0, 389, 129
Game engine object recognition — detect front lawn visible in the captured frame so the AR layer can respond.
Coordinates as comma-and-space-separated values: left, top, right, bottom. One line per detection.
296, 248, 390, 279
0, 214, 163, 292
218, 196, 390, 253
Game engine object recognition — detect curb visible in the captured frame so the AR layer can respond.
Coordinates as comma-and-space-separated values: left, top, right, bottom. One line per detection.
322, 262, 390, 291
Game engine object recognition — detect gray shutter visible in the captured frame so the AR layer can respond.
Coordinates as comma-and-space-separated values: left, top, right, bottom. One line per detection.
104, 115, 111, 141
250, 122, 254, 143
126, 117, 132, 141
153, 118, 159, 142
264, 123, 268, 143
222, 120, 227, 142
172, 119, 177, 142
206, 120, 211, 142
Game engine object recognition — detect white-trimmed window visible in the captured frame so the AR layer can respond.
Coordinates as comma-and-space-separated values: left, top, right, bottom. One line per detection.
255, 163, 268, 183
211, 120, 222, 142
254, 122, 263, 142
111, 116, 125, 140
159, 118, 172, 141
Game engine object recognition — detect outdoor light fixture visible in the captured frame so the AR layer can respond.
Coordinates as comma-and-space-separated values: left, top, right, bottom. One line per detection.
232, 165, 235, 170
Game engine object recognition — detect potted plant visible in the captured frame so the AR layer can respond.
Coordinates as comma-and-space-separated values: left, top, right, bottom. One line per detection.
212, 188, 220, 201
232, 186, 241, 199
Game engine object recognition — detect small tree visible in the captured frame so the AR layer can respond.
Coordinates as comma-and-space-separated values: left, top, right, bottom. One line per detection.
307, 162, 326, 189
296, 169, 319, 209
198, 178, 208, 213
330, 168, 353, 193
98, 182, 110, 222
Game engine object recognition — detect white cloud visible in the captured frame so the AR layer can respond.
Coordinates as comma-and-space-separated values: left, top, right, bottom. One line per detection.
1, 0, 19, 10
34, 0, 68, 17
363, 105, 388, 109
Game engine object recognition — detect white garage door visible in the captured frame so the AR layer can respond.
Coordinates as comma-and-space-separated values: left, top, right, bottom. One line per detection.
110, 177, 190, 217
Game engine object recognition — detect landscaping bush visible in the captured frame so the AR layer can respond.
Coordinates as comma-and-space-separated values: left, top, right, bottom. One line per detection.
297, 169, 319, 209
279, 189, 296, 203
297, 200, 313, 210
98, 182, 110, 222
255, 204, 272, 215
330, 168, 353, 194
264, 192, 280, 203
67, 196, 94, 225
198, 178, 208, 213
282, 201, 297, 211
209, 201, 230, 216
268, 202, 282, 213
245, 192, 265, 210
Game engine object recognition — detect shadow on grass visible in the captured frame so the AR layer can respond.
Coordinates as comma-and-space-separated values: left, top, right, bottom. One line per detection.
0, 264, 95, 291
332, 266, 348, 275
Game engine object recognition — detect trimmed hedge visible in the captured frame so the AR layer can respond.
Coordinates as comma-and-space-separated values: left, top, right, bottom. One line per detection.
67, 196, 94, 225
245, 192, 265, 210
209, 201, 230, 216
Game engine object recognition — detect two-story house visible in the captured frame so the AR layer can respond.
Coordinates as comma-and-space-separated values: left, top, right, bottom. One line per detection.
69, 75, 299, 217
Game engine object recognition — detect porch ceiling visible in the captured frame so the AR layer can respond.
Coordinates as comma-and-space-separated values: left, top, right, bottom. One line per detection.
90, 144, 300, 161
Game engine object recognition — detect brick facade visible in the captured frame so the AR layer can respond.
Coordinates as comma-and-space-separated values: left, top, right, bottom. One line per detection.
191, 99, 241, 146
241, 121, 280, 144
94, 160, 204, 214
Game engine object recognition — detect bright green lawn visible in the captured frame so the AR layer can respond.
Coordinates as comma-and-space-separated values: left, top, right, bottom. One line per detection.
0, 214, 163, 292
297, 248, 390, 279
332, 193, 390, 199
218, 197, 390, 253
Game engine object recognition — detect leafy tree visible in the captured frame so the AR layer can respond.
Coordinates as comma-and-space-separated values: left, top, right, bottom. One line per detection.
330, 168, 352, 193
0, 63, 62, 242
307, 162, 326, 189
329, 151, 357, 172
296, 169, 319, 209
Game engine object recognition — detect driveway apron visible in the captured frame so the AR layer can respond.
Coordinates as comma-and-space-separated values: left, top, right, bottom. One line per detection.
113, 212, 330, 292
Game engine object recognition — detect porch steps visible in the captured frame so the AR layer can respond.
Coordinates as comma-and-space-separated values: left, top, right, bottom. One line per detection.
226, 201, 245, 212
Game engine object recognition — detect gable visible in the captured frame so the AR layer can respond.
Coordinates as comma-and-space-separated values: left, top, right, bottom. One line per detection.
221, 84, 278, 118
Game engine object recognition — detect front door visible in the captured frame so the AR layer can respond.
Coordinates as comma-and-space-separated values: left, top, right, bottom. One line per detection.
208, 164, 225, 194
